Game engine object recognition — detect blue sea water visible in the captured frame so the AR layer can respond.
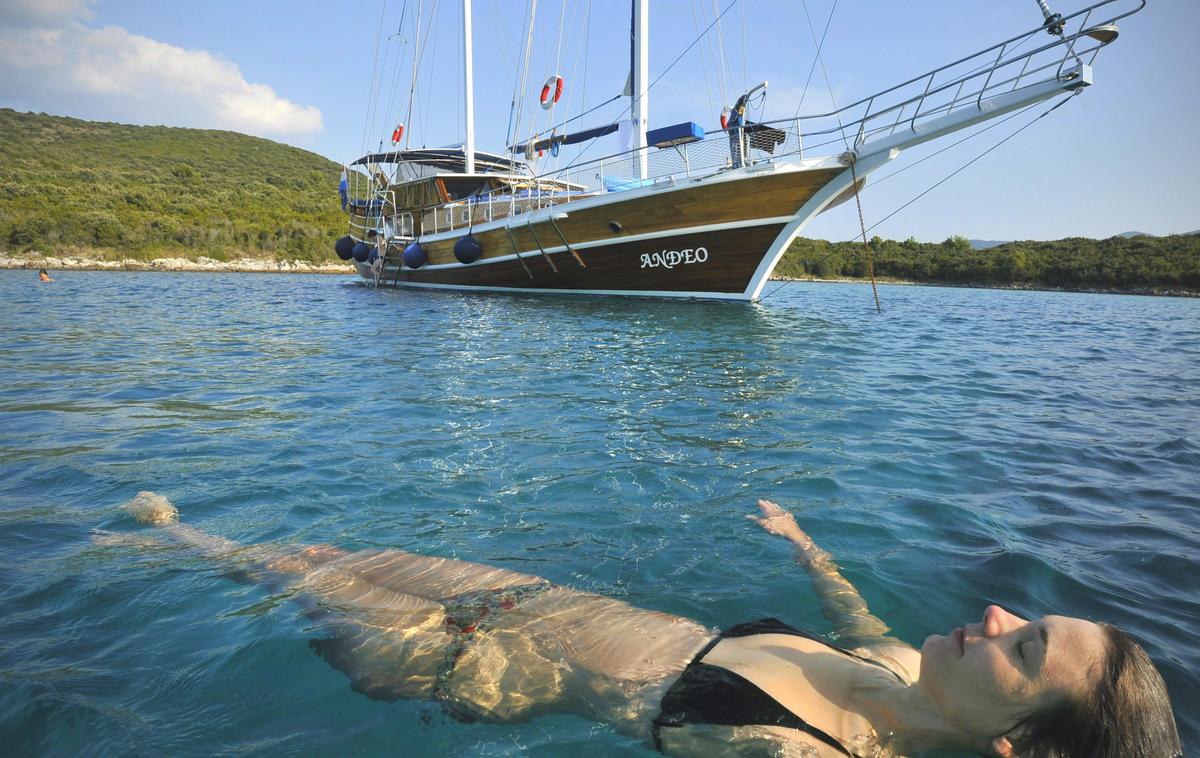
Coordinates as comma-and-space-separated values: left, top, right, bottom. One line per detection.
0, 269, 1196, 756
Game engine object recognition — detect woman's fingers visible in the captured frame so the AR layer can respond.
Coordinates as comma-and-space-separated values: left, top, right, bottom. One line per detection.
757, 499, 787, 517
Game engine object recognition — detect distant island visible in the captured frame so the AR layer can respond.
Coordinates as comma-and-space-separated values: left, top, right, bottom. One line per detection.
1, 109, 1196, 294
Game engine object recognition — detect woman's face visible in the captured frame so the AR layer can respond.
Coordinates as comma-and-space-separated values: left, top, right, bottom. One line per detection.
919, 605, 1107, 739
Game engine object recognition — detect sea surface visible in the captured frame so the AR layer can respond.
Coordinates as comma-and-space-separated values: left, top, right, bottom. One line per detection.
0, 270, 1196, 756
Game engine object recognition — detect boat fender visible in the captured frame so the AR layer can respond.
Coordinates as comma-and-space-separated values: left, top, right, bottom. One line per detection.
367, 247, 379, 265
391, 123, 405, 144
334, 235, 355, 260
720, 107, 730, 129
550, 140, 560, 158
351, 242, 372, 263
540, 75, 564, 110
403, 242, 426, 269
454, 233, 483, 264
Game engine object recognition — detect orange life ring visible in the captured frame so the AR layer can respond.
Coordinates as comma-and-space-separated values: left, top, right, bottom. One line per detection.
391, 123, 404, 144
539, 75, 564, 110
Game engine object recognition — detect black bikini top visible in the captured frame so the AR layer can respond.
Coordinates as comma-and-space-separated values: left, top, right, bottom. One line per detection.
652, 618, 907, 757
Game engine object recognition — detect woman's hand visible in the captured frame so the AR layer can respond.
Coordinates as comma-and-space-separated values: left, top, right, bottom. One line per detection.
747, 499, 814, 550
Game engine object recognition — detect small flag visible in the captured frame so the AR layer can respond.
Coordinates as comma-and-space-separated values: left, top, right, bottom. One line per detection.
338, 168, 348, 210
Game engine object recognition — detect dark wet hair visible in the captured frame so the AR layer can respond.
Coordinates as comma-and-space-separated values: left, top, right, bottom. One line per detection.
38, 269, 48, 275
1011, 623, 1181, 758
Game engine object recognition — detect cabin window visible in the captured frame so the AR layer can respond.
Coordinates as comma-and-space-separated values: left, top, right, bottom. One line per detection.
441, 178, 492, 201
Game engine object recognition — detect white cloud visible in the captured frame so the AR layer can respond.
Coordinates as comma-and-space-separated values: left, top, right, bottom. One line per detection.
0, 10, 322, 139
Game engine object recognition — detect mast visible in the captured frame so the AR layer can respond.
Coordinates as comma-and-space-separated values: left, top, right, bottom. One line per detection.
463, 0, 475, 174
632, 0, 649, 179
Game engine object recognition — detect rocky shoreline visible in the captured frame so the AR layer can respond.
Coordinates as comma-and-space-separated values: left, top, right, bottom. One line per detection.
1, 253, 354, 275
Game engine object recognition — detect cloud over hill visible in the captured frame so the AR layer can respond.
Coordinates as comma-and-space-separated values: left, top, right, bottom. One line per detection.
0, 0, 322, 140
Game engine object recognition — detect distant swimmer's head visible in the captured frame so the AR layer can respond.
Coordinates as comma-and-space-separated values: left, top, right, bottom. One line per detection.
38, 269, 53, 282
122, 491, 179, 525
919, 604, 1180, 757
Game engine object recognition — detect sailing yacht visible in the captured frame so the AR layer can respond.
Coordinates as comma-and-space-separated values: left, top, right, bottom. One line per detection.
335, 0, 1142, 301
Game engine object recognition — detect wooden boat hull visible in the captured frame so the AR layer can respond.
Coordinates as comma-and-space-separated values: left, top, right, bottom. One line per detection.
357, 222, 789, 298
351, 158, 888, 301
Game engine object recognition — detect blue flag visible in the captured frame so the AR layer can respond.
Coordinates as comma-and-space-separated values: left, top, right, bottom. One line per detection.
338, 168, 348, 210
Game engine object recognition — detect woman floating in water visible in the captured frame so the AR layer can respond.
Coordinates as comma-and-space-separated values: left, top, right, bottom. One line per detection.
123, 493, 1180, 757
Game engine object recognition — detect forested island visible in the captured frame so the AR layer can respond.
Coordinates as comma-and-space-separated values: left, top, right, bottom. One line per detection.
1, 109, 1196, 293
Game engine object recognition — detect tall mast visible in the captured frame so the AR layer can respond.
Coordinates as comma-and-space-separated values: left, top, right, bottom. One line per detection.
463, 0, 475, 174
633, 0, 649, 179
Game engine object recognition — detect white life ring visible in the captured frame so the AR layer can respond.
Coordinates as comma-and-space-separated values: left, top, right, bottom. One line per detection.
539, 75, 564, 110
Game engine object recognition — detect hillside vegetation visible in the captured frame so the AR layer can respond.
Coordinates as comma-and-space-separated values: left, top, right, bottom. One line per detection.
0, 109, 344, 262
776, 234, 1200, 292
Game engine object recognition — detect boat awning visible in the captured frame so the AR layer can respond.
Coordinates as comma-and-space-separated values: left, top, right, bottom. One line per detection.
350, 148, 530, 174
514, 124, 623, 153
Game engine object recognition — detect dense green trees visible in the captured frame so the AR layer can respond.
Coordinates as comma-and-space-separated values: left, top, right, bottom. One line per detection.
776, 232, 1200, 291
0, 109, 345, 262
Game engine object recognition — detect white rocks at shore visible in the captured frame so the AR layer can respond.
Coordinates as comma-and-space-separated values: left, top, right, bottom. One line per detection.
0, 253, 354, 274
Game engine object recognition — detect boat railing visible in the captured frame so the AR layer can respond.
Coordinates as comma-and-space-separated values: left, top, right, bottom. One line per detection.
777, 0, 1144, 155
347, 190, 415, 243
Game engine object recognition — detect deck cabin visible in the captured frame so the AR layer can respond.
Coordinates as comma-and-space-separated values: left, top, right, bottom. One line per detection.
346, 148, 587, 244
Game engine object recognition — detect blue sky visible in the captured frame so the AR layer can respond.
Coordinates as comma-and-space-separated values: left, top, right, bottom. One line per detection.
1, 0, 1195, 242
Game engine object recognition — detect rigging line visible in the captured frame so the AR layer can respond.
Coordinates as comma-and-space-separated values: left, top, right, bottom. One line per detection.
418, 0, 442, 146
740, 0, 747, 93
689, 0, 717, 121
543, 0, 570, 139
360, 0, 389, 155
793, 0, 837, 118
850, 93, 1075, 241
403, 0, 425, 147
579, 0, 593, 135
503, 0, 533, 158
556, 0, 590, 169
553, 0, 568, 73
799, 0, 848, 149
382, 0, 411, 142
489, 0, 519, 68
700, 0, 729, 107
712, 0, 734, 106
868, 103, 1037, 189
552, 0, 741, 175
699, 0, 727, 108
759, 277, 791, 301
510, 0, 540, 154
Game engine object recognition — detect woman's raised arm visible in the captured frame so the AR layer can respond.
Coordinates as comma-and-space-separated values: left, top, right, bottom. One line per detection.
747, 499, 897, 647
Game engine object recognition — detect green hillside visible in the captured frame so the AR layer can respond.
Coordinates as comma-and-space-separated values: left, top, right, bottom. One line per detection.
776, 233, 1200, 292
0, 109, 345, 262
